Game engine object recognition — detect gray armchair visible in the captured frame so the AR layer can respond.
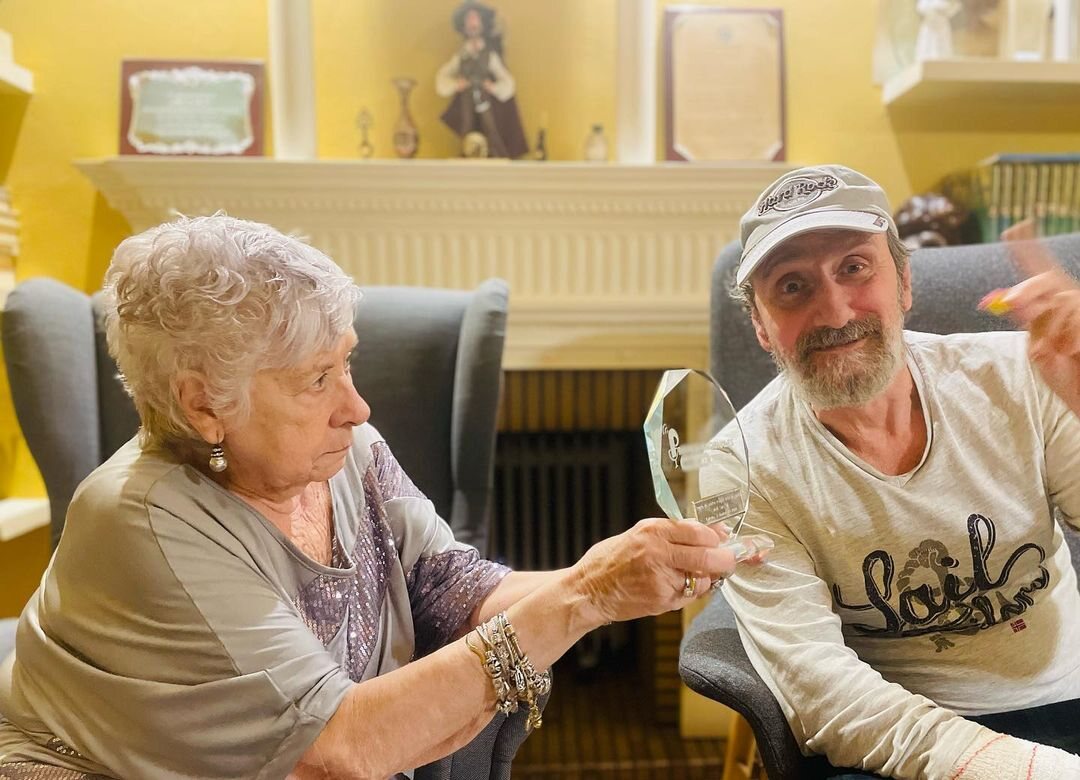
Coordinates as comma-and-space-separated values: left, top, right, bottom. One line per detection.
680, 233, 1080, 780
2, 275, 524, 777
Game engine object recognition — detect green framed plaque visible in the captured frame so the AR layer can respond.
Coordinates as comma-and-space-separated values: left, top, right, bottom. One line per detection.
119, 59, 265, 156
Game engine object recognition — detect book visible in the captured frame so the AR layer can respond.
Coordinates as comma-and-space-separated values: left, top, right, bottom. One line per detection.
980, 152, 1080, 166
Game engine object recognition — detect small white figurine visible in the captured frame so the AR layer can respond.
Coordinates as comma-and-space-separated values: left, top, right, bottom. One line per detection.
915, 0, 962, 60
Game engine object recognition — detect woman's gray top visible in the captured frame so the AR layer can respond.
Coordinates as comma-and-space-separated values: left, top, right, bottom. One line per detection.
0, 424, 509, 779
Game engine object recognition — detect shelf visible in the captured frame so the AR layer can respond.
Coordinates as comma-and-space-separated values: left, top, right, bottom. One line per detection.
883, 58, 1080, 108
0, 60, 32, 95
75, 157, 791, 370
0, 497, 49, 542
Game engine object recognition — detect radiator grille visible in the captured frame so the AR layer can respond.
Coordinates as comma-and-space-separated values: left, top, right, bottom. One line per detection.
492, 432, 631, 571
491, 370, 679, 719
498, 370, 663, 433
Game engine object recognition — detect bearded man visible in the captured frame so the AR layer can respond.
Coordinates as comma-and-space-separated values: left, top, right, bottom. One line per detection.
700, 165, 1080, 779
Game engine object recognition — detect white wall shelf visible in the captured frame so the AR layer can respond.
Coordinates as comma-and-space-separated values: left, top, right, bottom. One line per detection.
0, 497, 49, 542
0, 187, 19, 307
883, 58, 1080, 108
0, 30, 32, 95
0, 60, 32, 95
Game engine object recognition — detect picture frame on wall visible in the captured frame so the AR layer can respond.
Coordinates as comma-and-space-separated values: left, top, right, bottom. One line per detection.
119, 59, 265, 156
663, 7, 786, 162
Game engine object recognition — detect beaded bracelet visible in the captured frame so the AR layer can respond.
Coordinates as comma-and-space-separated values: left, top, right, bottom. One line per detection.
495, 613, 551, 732
465, 628, 516, 715
469, 612, 552, 732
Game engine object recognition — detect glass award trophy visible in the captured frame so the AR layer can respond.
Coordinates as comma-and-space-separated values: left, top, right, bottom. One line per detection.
644, 368, 773, 563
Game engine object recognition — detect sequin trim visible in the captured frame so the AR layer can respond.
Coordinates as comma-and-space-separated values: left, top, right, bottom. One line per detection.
370, 441, 426, 501
408, 549, 510, 657
292, 471, 394, 680
0, 763, 107, 779
291, 438, 476, 679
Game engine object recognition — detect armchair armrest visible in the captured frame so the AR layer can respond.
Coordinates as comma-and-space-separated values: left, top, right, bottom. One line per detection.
415, 689, 549, 780
680, 591, 829, 780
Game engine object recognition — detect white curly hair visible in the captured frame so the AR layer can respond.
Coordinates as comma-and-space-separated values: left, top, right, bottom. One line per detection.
103, 214, 363, 447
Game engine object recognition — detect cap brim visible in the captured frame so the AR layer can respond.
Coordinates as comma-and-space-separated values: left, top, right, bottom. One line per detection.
737, 210, 891, 285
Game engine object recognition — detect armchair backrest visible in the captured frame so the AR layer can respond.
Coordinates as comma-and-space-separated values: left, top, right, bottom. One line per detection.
3, 277, 509, 554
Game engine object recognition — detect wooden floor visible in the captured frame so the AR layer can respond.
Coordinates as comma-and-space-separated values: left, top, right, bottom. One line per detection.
512, 653, 727, 779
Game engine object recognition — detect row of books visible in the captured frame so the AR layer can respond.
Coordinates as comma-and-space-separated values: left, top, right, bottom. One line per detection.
939, 154, 1080, 243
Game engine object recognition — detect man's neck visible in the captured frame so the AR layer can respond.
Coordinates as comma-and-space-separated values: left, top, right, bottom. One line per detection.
813, 363, 927, 476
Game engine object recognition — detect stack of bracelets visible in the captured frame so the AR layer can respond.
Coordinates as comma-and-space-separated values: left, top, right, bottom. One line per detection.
466, 612, 552, 733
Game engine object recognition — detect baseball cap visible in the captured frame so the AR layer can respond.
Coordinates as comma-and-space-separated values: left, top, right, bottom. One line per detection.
736, 165, 897, 285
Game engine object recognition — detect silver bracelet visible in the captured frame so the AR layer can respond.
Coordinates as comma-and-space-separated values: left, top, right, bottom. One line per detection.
469, 612, 552, 732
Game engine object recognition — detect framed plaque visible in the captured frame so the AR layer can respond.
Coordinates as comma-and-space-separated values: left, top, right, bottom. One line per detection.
119, 59, 265, 156
664, 7, 786, 162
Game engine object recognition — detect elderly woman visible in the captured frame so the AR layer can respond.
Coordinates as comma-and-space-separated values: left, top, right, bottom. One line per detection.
0, 215, 742, 779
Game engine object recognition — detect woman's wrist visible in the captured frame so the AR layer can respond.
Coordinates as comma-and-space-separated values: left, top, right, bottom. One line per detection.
555, 563, 611, 635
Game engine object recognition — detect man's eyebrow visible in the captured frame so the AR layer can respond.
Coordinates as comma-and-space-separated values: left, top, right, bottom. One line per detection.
760, 236, 878, 278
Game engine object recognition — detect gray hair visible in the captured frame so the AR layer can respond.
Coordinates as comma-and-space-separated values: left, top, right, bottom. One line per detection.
103, 214, 363, 447
729, 229, 911, 316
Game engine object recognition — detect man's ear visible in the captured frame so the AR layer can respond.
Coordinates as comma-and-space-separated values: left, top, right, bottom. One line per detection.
174, 371, 221, 444
900, 260, 913, 314
750, 305, 773, 353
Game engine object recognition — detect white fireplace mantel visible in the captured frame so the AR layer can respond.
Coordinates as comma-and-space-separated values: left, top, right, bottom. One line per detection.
75, 158, 789, 371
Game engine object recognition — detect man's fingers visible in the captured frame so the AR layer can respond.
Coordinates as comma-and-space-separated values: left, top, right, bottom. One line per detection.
1031, 305, 1080, 359
999, 274, 1061, 325
1001, 218, 1060, 279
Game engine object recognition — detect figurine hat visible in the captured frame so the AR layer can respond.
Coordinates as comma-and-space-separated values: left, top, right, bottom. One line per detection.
452, 2, 496, 35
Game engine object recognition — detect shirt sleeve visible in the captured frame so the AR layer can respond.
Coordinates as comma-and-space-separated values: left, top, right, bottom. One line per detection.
1036, 362, 1080, 528
486, 52, 515, 102
5, 488, 354, 780
435, 54, 462, 98
367, 440, 510, 657
701, 446, 989, 779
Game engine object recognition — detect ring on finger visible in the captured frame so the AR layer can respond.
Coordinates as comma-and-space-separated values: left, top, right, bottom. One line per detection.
682, 572, 697, 598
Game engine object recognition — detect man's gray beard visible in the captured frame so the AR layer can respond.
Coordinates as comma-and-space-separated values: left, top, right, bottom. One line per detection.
770, 315, 905, 411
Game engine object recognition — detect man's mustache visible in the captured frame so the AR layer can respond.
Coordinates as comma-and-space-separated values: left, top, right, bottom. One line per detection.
796, 316, 883, 361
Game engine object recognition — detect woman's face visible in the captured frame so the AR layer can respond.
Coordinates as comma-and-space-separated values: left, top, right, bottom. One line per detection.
222, 331, 369, 499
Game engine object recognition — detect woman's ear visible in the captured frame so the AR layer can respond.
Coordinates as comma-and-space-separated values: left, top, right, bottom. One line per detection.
174, 371, 221, 444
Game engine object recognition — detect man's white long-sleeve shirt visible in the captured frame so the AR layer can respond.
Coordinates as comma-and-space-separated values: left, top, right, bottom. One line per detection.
701, 330, 1080, 778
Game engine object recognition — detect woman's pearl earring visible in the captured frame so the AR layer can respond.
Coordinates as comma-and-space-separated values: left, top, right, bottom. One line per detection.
208, 442, 228, 473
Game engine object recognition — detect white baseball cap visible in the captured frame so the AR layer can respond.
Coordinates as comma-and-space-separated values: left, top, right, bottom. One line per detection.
737, 165, 898, 285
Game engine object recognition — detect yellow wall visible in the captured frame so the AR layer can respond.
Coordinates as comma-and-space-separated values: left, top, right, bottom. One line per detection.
0, 0, 1077, 612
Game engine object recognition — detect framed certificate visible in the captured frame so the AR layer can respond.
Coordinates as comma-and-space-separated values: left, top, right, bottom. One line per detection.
119, 59, 265, 156
664, 7, 786, 162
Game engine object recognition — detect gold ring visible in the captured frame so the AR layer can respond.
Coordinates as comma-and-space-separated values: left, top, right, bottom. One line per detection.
682, 573, 696, 598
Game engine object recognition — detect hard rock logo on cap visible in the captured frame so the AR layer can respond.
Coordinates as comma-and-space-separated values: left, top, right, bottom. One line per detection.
757, 174, 840, 216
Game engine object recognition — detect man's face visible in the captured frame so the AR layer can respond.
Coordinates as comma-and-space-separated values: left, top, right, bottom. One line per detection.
748, 230, 912, 410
